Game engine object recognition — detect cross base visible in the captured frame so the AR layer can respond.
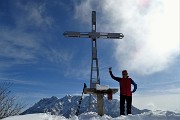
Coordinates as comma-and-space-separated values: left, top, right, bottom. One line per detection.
84, 88, 118, 116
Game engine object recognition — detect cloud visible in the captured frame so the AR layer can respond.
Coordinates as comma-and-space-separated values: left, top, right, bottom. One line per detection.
0, 27, 73, 70
16, 1, 53, 28
0, 1, 73, 69
134, 94, 180, 111
0, 28, 40, 66
144, 103, 158, 111
74, 0, 101, 25
44, 48, 73, 65
0, 77, 44, 86
74, 0, 179, 75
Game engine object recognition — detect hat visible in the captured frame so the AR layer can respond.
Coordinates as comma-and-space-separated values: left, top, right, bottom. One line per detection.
122, 70, 128, 74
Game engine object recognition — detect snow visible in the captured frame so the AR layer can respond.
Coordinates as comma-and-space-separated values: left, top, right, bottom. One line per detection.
2, 111, 180, 120
96, 84, 109, 90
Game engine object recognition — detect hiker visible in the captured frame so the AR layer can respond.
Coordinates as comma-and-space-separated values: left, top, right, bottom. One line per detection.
109, 67, 137, 115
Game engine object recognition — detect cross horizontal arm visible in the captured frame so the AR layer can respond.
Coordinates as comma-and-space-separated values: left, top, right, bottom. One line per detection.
99, 32, 124, 39
64, 31, 124, 39
63, 32, 90, 38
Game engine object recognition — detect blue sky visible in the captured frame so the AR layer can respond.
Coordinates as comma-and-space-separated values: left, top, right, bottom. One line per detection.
0, 0, 180, 112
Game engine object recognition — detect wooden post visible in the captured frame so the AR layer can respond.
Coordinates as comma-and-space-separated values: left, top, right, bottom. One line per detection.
97, 93, 104, 116
83, 87, 118, 116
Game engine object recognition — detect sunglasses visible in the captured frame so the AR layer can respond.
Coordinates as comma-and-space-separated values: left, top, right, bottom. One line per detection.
122, 73, 128, 75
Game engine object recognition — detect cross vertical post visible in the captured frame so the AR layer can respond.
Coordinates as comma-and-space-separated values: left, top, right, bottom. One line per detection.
90, 11, 100, 89
89, 11, 100, 112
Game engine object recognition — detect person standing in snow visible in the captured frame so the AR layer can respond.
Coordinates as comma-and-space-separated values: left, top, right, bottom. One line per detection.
109, 67, 137, 115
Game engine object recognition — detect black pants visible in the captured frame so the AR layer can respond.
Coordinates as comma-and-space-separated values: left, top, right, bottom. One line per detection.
120, 94, 132, 115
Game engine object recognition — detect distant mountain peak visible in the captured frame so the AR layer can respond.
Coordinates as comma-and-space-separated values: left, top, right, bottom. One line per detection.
51, 96, 58, 99
65, 94, 72, 97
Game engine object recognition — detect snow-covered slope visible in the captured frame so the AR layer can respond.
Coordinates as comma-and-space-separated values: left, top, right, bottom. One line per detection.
3, 111, 180, 120
22, 95, 148, 118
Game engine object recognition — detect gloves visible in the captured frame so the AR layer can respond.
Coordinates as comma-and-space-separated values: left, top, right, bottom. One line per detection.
132, 90, 136, 93
109, 67, 112, 71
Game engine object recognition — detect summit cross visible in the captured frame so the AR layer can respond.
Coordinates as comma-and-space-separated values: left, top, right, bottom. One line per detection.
63, 11, 124, 89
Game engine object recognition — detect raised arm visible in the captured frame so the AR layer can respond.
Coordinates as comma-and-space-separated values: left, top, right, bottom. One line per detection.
131, 79, 137, 93
109, 67, 121, 82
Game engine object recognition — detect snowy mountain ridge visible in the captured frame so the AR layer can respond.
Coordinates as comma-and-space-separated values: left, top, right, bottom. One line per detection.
22, 95, 148, 118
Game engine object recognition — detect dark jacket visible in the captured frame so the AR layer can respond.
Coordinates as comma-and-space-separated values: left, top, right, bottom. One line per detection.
109, 71, 137, 96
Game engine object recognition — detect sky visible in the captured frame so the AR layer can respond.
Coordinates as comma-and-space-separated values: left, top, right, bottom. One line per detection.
0, 0, 180, 112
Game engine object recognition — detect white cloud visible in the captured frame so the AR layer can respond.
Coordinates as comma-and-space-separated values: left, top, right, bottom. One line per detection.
16, 2, 53, 28
0, 1, 72, 68
0, 28, 39, 65
0, 27, 73, 68
74, 0, 180, 75
102, 0, 179, 75
143, 103, 158, 111
134, 94, 180, 112
0, 77, 44, 86
133, 84, 180, 111
74, 0, 101, 25
45, 48, 73, 64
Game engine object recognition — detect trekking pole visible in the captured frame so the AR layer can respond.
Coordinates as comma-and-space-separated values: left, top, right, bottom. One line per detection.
76, 83, 87, 116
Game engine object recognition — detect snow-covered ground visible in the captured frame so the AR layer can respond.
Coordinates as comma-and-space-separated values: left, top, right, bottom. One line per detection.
2, 111, 180, 120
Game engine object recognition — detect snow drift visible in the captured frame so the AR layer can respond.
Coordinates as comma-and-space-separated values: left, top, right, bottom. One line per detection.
2, 111, 180, 120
